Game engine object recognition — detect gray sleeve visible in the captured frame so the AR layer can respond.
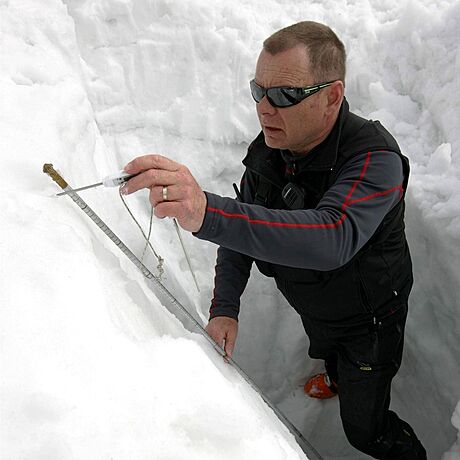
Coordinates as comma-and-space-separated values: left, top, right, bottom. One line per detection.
208, 173, 253, 321
195, 150, 404, 271
209, 246, 252, 320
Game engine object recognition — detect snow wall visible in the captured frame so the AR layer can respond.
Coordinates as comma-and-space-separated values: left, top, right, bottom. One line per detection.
1, 0, 460, 459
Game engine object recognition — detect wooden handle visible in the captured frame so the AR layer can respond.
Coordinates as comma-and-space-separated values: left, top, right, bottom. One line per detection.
43, 164, 68, 189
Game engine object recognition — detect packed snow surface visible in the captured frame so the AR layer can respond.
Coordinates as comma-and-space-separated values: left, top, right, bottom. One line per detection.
1, 0, 460, 459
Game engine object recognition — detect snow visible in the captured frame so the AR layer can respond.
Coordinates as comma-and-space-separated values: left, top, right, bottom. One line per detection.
1, 0, 460, 458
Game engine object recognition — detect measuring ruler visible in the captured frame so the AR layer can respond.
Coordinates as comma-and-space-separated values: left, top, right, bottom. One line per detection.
43, 163, 323, 460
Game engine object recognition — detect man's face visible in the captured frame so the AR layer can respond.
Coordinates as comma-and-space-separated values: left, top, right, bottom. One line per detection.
254, 45, 332, 155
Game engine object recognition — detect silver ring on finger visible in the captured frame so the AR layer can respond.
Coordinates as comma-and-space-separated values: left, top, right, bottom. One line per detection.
162, 185, 168, 201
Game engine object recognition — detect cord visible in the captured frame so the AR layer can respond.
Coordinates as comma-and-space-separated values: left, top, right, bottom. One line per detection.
118, 188, 164, 279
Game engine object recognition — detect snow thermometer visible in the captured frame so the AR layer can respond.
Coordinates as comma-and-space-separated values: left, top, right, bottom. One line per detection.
54, 168, 200, 292
56, 170, 137, 195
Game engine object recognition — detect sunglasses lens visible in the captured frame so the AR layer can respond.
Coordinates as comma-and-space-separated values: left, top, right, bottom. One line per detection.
268, 88, 301, 107
250, 80, 265, 103
250, 80, 311, 108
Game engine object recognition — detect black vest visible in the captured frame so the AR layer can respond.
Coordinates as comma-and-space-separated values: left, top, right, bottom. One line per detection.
242, 100, 413, 325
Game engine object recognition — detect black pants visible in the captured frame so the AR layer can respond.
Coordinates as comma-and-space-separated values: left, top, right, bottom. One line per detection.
301, 304, 426, 459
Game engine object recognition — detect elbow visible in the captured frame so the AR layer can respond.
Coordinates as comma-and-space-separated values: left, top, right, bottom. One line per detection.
320, 220, 363, 270
316, 242, 358, 271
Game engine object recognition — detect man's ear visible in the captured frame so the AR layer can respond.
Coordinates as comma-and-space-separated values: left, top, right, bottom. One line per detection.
326, 81, 344, 114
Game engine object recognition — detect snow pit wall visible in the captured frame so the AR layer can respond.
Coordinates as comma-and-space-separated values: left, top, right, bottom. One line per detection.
64, 0, 460, 458
2, 0, 460, 458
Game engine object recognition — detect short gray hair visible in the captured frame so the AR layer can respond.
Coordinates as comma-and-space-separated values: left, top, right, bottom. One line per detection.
263, 21, 346, 83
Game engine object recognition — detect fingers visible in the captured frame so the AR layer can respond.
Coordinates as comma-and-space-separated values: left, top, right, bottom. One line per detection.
149, 185, 180, 207
153, 189, 206, 233
223, 329, 237, 360
208, 327, 225, 346
205, 322, 226, 349
122, 169, 177, 195
205, 317, 238, 360
153, 201, 182, 219
121, 153, 206, 233
124, 154, 180, 175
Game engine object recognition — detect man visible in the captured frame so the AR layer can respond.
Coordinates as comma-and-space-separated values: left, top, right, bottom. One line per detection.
122, 21, 426, 459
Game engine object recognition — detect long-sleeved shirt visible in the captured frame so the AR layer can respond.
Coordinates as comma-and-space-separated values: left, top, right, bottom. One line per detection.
195, 149, 404, 320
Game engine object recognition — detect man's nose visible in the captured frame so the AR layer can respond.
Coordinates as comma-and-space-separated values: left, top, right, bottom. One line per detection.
257, 95, 277, 115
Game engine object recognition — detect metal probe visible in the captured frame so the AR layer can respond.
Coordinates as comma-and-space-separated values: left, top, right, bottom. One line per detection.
56, 171, 138, 196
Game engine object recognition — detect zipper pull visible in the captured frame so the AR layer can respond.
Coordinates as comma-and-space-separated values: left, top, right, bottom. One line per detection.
285, 160, 297, 178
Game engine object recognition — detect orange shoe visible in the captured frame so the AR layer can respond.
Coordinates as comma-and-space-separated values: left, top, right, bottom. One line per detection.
304, 373, 338, 399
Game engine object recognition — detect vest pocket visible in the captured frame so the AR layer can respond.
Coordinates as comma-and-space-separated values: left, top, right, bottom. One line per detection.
275, 266, 368, 323
356, 260, 375, 315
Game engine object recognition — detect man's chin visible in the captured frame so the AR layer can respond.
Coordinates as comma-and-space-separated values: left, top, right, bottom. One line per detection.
263, 131, 286, 149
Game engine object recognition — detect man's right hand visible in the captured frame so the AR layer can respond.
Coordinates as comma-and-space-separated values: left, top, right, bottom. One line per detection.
205, 317, 238, 360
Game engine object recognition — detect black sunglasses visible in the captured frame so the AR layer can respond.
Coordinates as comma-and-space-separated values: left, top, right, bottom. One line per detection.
249, 79, 336, 108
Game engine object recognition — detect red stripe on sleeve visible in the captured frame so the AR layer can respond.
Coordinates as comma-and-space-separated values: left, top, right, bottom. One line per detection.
207, 151, 402, 230
341, 151, 372, 210
347, 185, 404, 206
207, 207, 347, 229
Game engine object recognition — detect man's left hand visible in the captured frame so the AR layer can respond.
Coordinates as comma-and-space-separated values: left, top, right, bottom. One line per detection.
122, 154, 207, 233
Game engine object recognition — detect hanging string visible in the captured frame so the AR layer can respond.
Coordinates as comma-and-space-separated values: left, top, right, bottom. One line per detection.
118, 188, 164, 279
119, 187, 200, 293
